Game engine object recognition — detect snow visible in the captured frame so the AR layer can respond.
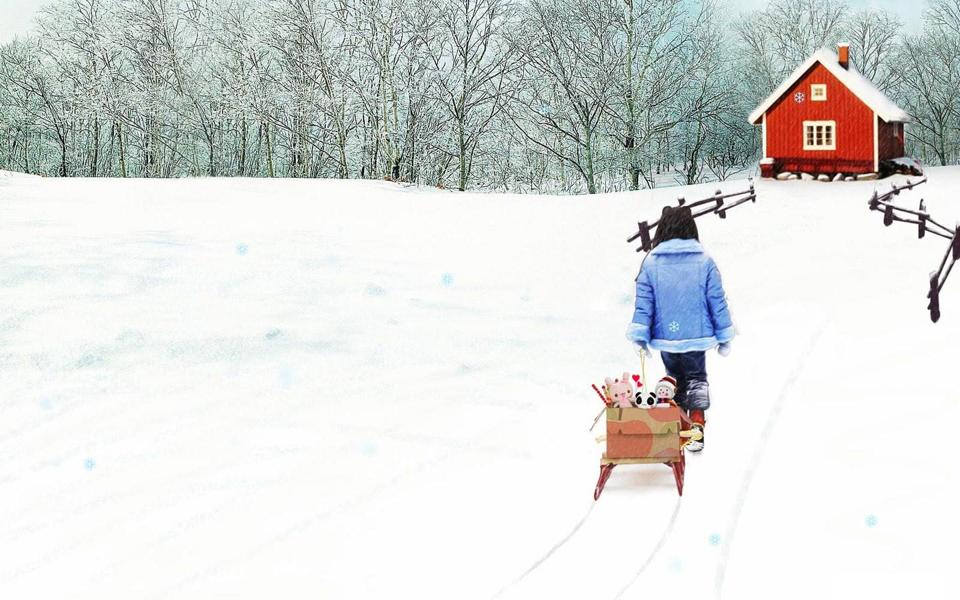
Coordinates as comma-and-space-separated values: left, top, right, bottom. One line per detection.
748, 48, 911, 124
0, 169, 39, 179
0, 171, 958, 599
889, 156, 924, 174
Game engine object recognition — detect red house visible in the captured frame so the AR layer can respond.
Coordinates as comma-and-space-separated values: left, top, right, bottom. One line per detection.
750, 44, 910, 178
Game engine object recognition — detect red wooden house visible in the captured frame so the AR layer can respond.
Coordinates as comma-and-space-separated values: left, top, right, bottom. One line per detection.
750, 44, 910, 178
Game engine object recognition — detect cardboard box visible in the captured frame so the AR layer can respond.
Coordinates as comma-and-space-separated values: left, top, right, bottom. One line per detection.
605, 406, 682, 460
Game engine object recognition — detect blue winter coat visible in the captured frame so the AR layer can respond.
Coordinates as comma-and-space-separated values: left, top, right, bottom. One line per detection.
626, 239, 735, 353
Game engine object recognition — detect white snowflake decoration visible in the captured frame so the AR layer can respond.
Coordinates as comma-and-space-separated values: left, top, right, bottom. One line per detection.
668, 321, 680, 333
794, 92, 805, 103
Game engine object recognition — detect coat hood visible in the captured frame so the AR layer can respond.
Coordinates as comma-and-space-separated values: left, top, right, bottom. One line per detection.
650, 239, 704, 255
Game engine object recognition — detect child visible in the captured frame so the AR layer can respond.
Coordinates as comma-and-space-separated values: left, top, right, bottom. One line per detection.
626, 206, 735, 452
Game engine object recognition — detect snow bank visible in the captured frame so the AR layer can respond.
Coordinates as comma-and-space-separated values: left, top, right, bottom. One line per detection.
885, 156, 924, 176
0, 169, 40, 179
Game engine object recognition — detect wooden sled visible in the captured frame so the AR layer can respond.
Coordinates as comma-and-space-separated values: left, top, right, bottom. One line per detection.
593, 404, 701, 499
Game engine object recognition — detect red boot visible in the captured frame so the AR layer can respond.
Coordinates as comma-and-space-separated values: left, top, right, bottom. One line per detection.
687, 410, 705, 452
689, 409, 706, 427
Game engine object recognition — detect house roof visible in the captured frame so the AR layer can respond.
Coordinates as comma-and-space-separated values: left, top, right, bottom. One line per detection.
748, 48, 910, 124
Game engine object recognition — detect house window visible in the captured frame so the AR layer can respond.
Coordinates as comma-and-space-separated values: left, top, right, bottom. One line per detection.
803, 121, 836, 150
811, 84, 827, 101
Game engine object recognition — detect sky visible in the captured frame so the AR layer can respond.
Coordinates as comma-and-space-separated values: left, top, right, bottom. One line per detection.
1, 0, 47, 43
0, 0, 925, 45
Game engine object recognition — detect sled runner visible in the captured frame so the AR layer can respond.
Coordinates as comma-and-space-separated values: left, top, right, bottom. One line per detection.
593, 405, 702, 499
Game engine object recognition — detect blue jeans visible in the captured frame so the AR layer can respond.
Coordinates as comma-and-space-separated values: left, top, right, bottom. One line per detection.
660, 351, 710, 411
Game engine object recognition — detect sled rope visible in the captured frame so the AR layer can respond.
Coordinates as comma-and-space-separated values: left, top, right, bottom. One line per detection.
640, 348, 648, 395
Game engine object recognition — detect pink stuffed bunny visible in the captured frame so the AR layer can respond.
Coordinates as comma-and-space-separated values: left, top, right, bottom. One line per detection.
603, 372, 635, 408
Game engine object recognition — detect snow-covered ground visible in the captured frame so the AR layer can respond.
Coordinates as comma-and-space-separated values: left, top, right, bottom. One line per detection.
0, 169, 957, 599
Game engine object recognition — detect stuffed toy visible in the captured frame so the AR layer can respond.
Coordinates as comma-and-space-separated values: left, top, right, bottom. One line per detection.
603, 372, 635, 408
654, 376, 677, 406
635, 390, 657, 409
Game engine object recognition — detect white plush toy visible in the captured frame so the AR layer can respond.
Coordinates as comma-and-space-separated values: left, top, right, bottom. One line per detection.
654, 376, 677, 407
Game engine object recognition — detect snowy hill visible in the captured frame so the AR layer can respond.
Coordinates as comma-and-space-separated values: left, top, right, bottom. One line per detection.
0, 171, 957, 599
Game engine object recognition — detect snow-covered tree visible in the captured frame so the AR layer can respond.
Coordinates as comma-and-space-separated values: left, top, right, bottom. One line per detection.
8, 0, 960, 190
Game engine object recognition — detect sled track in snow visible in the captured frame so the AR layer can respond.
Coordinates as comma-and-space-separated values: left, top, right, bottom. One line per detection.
713, 319, 830, 599
612, 496, 683, 599
492, 493, 683, 599
491, 502, 596, 598
494, 321, 829, 600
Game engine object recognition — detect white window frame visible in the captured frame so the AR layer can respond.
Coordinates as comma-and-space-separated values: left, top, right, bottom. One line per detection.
811, 84, 827, 101
803, 120, 836, 151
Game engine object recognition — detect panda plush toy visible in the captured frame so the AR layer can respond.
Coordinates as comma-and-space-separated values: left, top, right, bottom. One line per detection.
634, 389, 657, 409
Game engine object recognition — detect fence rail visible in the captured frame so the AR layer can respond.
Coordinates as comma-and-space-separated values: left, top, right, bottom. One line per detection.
867, 177, 958, 322
626, 180, 757, 253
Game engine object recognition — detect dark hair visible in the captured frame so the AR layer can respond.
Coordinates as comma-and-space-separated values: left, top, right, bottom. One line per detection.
652, 206, 699, 248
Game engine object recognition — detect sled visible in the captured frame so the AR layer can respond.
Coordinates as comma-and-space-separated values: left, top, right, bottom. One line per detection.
593, 405, 701, 499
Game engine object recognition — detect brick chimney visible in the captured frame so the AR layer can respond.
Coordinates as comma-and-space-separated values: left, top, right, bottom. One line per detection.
838, 43, 849, 69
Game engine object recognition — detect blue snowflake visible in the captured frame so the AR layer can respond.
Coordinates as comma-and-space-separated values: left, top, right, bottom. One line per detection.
278, 367, 296, 389
441, 273, 455, 287
709, 533, 721, 546
236, 243, 249, 256
84, 458, 96, 471
76, 354, 103, 368
865, 514, 878, 528
360, 441, 378, 457
669, 321, 681, 333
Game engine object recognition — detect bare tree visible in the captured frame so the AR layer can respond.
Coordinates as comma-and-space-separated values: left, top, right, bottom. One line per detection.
0, 40, 72, 176
509, 0, 622, 194
736, 0, 847, 99
617, 0, 703, 189
843, 9, 902, 92
423, 0, 513, 190
898, 27, 960, 165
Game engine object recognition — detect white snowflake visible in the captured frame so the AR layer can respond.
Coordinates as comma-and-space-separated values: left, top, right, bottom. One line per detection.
668, 321, 680, 333
794, 92, 805, 103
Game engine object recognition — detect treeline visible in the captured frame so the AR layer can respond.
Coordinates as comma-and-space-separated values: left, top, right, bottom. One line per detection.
0, 0, 957, 192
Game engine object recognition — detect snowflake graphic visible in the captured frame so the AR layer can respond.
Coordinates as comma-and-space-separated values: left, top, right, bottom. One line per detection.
668, 321, 680, 333
794, 92, 805, 103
